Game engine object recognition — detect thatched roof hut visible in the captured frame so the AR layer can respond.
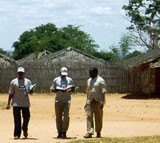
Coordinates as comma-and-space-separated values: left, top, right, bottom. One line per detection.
17, 47, 110, 92
123, 49, 160, 69
17, 50, 52, 64
122, 49, 160, 97
0, 54, 16, 67
39, 47, 106, 67
0, 47, 128, 94
0, 54, 17, 93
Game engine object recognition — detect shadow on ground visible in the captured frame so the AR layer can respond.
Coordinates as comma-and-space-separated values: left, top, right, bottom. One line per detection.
122, 93, 160, 99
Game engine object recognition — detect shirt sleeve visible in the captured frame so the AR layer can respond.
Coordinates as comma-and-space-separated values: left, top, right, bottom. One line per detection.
27, 80, 32, 92
8, 80, 15, 95
101, 79, 107, 93
86, 78, 91, 96
50, 79, 56, 91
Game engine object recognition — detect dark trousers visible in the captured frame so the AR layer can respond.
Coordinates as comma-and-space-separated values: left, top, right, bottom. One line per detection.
13, 107, 30, 137
55, 102, 70, 134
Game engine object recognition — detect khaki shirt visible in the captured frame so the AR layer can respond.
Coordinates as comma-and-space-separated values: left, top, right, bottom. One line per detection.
87, 75, 106, 103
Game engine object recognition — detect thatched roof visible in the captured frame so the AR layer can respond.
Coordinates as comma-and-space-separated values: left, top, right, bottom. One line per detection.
150, 59, 160, 68
0, 54, 16, 67
17, 50, 52, 64
39, 47, 106, 67
122, 48, 160, 69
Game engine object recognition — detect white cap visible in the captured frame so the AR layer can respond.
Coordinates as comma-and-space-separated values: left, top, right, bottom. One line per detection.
60, 67, 68, 76
17, 67, 25, 73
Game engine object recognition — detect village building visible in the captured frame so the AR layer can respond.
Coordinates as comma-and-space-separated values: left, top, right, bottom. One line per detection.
122, 48, 160, 97
17, 47, 126, 93
0, 54, 17, 93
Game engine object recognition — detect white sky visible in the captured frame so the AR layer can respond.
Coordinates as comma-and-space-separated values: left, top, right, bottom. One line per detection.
0, 0, 130, 52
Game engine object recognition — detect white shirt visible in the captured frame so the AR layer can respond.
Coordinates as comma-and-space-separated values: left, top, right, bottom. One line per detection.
87, 75, 106, 103
50, 76, 74, 103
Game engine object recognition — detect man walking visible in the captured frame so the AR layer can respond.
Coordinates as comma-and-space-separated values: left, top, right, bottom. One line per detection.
84, 67, 106, 138
6, 67, 33, 139
50, 67, 75, 138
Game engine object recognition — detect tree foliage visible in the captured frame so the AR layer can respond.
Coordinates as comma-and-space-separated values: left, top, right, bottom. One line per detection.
0, 48, 11, 57
93, 50, 117, 61
12, 23, 99, 60
125, 50, 142, 59
93, 33, 140, 62
123, 0, 160, 49
109, 33, 136, 60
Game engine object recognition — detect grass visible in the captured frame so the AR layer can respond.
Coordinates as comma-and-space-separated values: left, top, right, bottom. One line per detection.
69, 136, 160, 143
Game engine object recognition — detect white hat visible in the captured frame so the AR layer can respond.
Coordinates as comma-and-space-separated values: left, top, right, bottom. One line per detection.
60, 67, 68, 76
17, 67, 25, 73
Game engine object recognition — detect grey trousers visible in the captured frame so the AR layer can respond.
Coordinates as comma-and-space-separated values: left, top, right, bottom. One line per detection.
55, 102, 70, 133
86, 100, 103, 134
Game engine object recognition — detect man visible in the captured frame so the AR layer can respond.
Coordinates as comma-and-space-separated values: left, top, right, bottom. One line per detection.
50, 67, 75, 138
84, 67, 106, 138
6, 67, 33, 139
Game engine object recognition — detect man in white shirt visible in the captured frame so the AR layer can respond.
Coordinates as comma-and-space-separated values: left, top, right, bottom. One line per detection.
50, 67, 75, 138
6, 67, 33, 139
84, 67, 106, 138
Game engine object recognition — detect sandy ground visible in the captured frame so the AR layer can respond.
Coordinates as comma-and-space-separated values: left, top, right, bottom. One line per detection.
0, 93, 160, 143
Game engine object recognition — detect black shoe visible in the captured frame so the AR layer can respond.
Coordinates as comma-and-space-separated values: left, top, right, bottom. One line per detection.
96, 133, 101, 138
62, 132, 67, 138
23, 131, 28, 138
57, 133, 62, 138
83, 133, 92, 138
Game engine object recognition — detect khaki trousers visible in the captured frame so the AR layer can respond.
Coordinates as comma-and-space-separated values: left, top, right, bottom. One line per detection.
86, 100, 103, 134
55, 102, 70, 134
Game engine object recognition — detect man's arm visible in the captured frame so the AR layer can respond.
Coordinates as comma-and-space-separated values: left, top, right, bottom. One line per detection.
6, 94, 13, 109
100, 79, 106, 109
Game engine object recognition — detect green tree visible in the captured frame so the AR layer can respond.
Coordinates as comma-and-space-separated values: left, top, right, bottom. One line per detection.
125, 50, 142, 59
0, 48, 11, 57
109, 44, 120, 60
109, 33, 136, 61
123, 0, 160, 49
12, 23, 99, 60
93, 50, 117, 61
59, 25, 99, 54
109, 33, 134, 59
12, 23, 58, 60
119, 33, 134, 58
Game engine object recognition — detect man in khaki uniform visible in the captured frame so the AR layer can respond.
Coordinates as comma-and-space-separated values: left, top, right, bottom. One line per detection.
84, 67, 106, 138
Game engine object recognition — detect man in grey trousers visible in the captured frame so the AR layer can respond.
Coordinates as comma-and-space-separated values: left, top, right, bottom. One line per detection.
50, 67, 75, 138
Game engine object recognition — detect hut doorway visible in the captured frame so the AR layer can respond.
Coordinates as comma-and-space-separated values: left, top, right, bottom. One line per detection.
155, 67, 160, 95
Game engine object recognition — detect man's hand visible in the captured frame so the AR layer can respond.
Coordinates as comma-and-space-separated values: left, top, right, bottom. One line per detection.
100, 102, 104, 109
6, 105, 10, 110
84, 104, 87, 109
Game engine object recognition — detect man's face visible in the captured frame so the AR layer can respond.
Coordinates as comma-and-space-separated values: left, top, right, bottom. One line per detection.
17, 72, 25, 79
89, 69, 97, 79
61, 75, 66, 78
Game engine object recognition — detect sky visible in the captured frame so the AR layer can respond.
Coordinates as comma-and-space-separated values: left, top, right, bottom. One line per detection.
0, 0, 130, 52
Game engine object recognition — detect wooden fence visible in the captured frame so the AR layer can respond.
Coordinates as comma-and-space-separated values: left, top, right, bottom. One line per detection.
0, 62, 129, 93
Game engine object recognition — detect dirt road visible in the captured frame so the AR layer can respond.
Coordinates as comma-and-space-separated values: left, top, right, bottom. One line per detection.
0, 93, 160, 143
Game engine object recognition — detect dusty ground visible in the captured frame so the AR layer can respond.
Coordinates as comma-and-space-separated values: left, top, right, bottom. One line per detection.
0, 93, 160, 143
